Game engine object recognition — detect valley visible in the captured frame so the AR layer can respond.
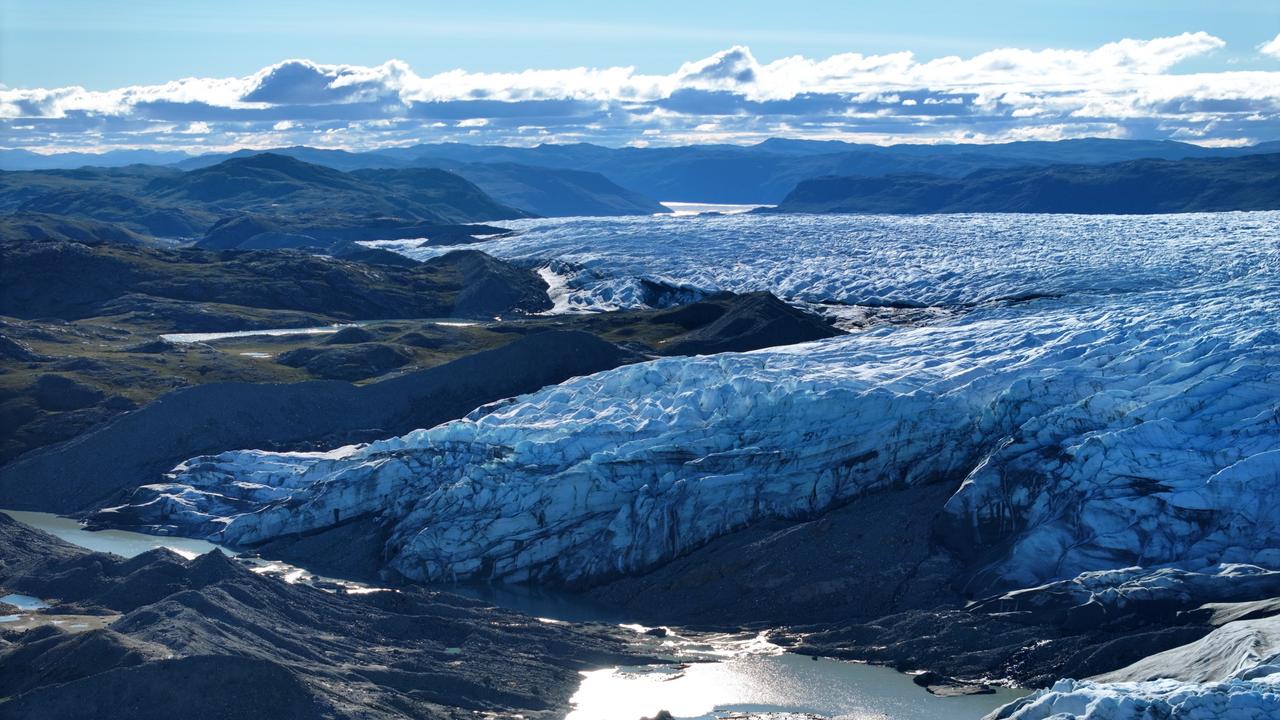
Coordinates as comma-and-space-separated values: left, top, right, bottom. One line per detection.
1, 146, 1278, 720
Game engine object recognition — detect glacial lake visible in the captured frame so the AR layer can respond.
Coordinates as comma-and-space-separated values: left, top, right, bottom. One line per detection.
659, 201, 771, 216
569, 651, 1026, 720
1, 509, 226, 559
160, 319, 478, 344
2, 509, 1026, 719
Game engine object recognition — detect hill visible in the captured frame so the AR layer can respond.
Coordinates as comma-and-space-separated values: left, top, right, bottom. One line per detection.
0, 240, 550, 322
767, 153, 1280, 214
379, 162, 669, 217
0, 154, 528, 242
180, 150, 669, 217
142, 153, 526, 224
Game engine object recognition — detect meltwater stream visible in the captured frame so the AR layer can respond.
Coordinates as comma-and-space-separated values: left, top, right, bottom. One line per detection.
3, 509, 1025, 719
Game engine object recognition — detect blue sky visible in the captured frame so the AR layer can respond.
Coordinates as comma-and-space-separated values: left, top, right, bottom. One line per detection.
2, 1, 1278, 151
4, 0, 1277, 88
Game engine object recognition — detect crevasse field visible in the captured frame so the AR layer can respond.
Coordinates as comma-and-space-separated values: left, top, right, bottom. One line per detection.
380, 212, 1277, 311
111, 212, 1280, 718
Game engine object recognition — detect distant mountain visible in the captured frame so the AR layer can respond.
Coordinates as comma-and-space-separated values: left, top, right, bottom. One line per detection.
766, 153, 1280, 215
143, 153, 441, 219
399, 162, 669, 217
0, 148, 193, 171
8, 138, 1280, 207
400, 138, 1280, 203
0, 154, 528, 241
346, 166, 535, 222
173, 146, 407, 172
179, 148, 668, 216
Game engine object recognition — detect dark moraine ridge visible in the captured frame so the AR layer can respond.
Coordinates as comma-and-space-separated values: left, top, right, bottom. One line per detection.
0, 513, 649, 720
0, 331, 640, 514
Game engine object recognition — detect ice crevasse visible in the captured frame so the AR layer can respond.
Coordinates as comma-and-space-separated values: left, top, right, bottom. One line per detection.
111, 278, 1280, 590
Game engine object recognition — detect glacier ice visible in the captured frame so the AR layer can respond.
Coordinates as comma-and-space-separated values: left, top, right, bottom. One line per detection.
988, 674, 1280, 720
367, 211, 1279, 313
1096, 615, 1280, 685
104, 211, 1280, 592
969, 564, 1280, 627
991, 615, 1280, 719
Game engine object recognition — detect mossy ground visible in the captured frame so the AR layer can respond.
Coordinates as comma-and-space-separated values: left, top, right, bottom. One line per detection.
0, 301, 759, 464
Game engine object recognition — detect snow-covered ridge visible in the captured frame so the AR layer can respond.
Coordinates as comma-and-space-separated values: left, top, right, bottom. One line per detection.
107, 253, 1280, 589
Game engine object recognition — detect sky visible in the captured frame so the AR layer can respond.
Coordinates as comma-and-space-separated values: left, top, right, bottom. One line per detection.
2, 1, 1279, 152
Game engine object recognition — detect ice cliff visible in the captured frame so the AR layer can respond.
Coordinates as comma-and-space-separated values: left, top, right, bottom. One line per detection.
103, 256, 1280, 589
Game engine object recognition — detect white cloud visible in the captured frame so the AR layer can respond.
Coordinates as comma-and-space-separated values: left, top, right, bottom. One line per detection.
1261, 33, 1280, 59
1, 32, 1277, 152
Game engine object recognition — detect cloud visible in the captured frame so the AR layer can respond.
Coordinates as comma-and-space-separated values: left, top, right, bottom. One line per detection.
676, 46, 759, 87
1261, 33, 1280, 59
2, 32, 1277, 152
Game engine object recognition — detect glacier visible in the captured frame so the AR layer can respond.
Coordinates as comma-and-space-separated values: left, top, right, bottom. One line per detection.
988, 674, 1280, 720
104, 213, 1280, 593
364, 211, 1278, 313
991, 614, 1280, 719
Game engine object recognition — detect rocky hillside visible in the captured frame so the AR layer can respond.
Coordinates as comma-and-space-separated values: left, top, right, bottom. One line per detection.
0, 241, 550, 322
0, 513, 649, 720
0, 154, 527, 241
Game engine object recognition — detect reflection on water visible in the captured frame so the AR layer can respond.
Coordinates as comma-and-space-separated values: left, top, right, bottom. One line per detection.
568, 652, 1025, 720
1, 510, 226, 559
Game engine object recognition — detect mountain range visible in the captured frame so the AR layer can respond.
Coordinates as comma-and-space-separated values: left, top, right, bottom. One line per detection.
6, 137, 1280, 204
768, 153, 1280, 215
3, 141, 1278, 249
